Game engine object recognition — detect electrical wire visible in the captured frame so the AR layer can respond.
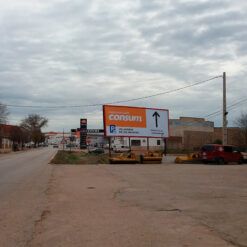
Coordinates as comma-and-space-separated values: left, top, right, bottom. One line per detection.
4, 75, 222, 109
205, 98, 247, 120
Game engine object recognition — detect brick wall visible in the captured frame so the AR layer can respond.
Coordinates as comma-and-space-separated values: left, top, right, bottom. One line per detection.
184, 131, 213, 150
167, 136, 183, 150
214, 127, 245, 146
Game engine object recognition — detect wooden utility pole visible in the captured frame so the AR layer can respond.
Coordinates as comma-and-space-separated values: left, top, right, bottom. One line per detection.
62, 129, 65, 151
222, 72, 228, 145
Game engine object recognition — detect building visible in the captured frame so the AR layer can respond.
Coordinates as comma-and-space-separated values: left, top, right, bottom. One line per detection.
0, 124, 13, 153
45, 130, 107, 148
0, 124, 25, 153
45, 132, 71, 146
45, 117, 245, 152
213, 127, 245, 147
169, 117, 214, 150
168, 117, 245, 151
45, 129, 164, 152
110, 136, 165, 153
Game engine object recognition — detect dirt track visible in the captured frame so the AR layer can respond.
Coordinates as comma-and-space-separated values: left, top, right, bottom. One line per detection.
29, 163, 247, 247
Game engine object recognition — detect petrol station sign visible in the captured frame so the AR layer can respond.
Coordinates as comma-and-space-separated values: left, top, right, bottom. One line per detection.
80, 118, 87, 149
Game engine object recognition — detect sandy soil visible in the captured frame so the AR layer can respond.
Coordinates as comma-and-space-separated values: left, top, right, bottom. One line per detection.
29, 163, 247, 247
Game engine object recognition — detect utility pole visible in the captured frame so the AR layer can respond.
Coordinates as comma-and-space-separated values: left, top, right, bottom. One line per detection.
63, 129, 65, 151
222, 72, 228, 145
70, 129, 72, 152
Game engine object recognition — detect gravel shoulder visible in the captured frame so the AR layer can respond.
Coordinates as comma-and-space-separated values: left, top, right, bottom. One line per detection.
29, 163, 247, 247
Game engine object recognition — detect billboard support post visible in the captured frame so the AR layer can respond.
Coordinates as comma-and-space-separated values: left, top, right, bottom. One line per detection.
70, 129, 72, 153
164, 138, 167, 156
108, 137, 111, 157
62, 129, 64, 151
128, 137, 131, 151
147, 138, 149, 151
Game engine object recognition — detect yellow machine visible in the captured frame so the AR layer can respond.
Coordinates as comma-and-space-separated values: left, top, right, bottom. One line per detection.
175, 153, 199, 164
140, 151, 163, 164
109, 152, 139, 164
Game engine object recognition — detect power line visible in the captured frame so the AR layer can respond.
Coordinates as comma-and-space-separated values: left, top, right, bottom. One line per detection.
205, 98, 247, 120
4, 75, 222, 109
5, 98, 246, 126
204, 98, 247, 118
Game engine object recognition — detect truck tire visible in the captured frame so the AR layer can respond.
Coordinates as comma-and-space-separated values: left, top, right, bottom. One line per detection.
238, 158, 244, 164
217, 157, 225, 165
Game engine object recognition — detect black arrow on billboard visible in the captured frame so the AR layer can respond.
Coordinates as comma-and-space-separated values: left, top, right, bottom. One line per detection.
152, 111, 160, 128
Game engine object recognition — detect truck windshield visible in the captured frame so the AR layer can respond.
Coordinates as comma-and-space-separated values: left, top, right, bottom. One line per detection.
201, 145, 215, 152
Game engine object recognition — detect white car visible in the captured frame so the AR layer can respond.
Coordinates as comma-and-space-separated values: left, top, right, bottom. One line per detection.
241, 152, 247, 162
113, 146, 130, 153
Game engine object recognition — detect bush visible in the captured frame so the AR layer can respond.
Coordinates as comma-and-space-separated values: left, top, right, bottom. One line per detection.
213, 139, 222, 144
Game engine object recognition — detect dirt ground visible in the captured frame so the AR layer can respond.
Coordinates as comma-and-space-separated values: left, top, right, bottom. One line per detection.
29, 163, 247, 247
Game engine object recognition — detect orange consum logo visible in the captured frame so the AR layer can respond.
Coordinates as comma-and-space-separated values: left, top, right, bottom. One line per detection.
104, 106, 146, 128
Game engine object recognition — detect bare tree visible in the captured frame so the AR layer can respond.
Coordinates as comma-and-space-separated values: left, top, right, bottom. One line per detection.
9, 126, 30, 150
0, 102, 9, 124
20, 114, 48, 146
235, 113, 247, 146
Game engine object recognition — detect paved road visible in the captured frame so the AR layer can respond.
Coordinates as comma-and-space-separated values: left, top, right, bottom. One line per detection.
30, 164, 247, 247
0, 148, 56, 247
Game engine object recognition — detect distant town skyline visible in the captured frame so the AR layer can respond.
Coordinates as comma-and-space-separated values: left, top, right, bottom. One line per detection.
0, 0, 246, 131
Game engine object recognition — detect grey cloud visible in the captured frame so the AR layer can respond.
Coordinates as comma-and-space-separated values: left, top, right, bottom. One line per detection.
139, 11, 247, 55
0, 0, 246, 130
169, 0, 230, 16
132, 1, 247, 61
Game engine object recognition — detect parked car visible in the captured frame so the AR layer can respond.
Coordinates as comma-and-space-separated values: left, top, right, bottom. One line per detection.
113, 146, 130, 153
88, 147, 104, 154
66, 143, 76, 148
199, 144, 244, 164
53, 144, 59, 148
104, 144, 109, 149
242, 152, 247, 162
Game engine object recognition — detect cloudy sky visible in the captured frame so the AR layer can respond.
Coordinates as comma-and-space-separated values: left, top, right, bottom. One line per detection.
0, 0, 247, 131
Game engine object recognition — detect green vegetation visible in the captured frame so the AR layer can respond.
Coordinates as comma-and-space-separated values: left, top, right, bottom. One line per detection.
213, 139, 222, 144
50, 150, 109, 164
235, 112, 247, 145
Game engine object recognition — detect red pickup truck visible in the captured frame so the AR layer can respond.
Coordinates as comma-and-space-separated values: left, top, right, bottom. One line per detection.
199, 144, 243, 164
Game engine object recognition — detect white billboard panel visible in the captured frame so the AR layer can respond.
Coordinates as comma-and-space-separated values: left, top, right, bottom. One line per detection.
103, 105, 169, 138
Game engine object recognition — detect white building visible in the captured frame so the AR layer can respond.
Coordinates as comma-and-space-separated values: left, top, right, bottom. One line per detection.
110, 136, 165, 152
45, 132, 71, 145
45, 130, 164, 152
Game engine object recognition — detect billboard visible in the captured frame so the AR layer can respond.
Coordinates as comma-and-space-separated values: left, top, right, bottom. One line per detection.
103, 105, 169, 138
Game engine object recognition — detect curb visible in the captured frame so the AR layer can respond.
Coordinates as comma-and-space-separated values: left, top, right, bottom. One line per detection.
48, 150, 59, 164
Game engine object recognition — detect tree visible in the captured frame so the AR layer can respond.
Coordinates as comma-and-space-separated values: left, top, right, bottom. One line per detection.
20, 114, 48, 146
235, 113, 247, 146
213, 139, 222, 145
0, 102, 9, 124
9, 126, 30, 150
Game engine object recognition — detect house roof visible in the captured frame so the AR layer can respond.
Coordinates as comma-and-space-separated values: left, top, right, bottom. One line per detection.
0, 124, 20, 138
